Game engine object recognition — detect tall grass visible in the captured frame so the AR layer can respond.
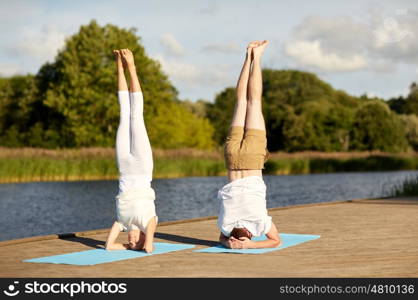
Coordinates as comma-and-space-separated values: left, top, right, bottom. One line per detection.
0, 147, 226, 182
0, 157, 118, 182
155, 158, 225, 178
264, 156, 418, 175
1, 147, 418, 183
390, 175, 418, 197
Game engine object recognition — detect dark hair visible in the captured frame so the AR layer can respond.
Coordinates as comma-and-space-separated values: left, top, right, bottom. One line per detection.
230, 227, 253, 240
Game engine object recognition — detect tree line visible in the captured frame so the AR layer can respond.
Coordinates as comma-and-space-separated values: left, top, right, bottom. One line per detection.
0, 21, 417, 153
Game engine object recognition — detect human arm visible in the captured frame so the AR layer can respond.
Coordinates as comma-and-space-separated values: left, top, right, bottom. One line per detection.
143, 216, 157, 253
235, 223, 281, 249
219, 233, 244, 249
219, 233, 232, 248
105, 221, 129, 250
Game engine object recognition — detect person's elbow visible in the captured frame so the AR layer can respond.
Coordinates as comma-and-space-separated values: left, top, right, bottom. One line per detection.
271, 239, 281, 248
105, 243, 115, 250
219, 239, 231, 249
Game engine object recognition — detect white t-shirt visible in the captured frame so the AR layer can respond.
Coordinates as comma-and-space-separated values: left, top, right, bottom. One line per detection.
217, 176, 272, 237
116, 186, 157, 232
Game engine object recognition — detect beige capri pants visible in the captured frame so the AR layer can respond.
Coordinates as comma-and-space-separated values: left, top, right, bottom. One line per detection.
224, 126, 269, 170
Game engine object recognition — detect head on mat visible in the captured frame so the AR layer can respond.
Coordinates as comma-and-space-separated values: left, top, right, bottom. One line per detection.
230, 227, 253, 240
128, 229, 143, 250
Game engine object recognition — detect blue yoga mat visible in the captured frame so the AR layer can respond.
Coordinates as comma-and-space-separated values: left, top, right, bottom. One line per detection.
194, 233, 320, 254
24, 243, 195, 266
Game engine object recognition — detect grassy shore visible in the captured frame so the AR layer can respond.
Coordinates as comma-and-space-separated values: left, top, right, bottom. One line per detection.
1, 147, 418, 183
390, 175, 418, 196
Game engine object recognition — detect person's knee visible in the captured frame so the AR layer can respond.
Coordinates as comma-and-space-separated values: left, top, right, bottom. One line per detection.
246, 99, 262, 109
247, 97, 261, 102
117, 156, 132, 169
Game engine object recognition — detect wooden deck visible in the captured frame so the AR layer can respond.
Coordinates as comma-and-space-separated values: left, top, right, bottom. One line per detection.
1, 197, 417, 277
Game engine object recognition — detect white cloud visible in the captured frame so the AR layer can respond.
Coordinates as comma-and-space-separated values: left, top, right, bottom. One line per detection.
153, 54, 232, 86
373, 17, 412, 48
14, 25, 66, 62
160, 33, 185, 56
284, 11, 418, 73
286, 40, 367, 72
155, 54, 199, 83
370, 10, 418, 64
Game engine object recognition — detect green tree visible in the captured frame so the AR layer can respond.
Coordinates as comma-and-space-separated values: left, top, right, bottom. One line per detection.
149, 101, 214, 149
282, 100, 354, 151
388, 96, 407, 114
0, 75, 43, 147
350, 101, 408, 152
399, 114, 418, 151
182, 99, 209, 118
388, 82, 418, 115
206, 87, 235, 145
403, 82, 418, 115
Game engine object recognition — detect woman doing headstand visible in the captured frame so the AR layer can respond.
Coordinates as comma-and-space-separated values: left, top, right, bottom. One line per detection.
105, 49, 157, 253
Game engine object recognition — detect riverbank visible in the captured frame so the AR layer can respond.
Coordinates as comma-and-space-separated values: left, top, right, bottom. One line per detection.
1, 147, 418, 183
1, 196, 417, 277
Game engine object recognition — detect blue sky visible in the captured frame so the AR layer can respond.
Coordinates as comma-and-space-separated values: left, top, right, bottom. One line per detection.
1, 0, 417, 101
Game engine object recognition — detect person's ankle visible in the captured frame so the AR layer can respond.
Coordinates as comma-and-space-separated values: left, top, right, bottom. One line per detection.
253, 54, 262, 61
127, 64, 136, 71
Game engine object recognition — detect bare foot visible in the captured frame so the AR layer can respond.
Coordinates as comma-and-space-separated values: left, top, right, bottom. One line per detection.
246, 41, 259, 59
120, 49, 135, 68
252, 40, 269, 58
113, 49, 124, 68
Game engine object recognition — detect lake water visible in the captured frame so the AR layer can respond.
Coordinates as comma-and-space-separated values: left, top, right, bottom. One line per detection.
1, 170, 417, 241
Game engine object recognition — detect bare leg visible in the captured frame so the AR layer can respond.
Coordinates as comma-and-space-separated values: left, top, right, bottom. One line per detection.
230, 42, 258, 127
121, 49, 153, 177
121, 49, 142, 93
246, 40, 268, 131
114, 50, 131, 165
115, 50, 129, 92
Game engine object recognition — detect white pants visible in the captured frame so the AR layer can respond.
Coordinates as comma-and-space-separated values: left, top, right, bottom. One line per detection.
116, 91, 153, 193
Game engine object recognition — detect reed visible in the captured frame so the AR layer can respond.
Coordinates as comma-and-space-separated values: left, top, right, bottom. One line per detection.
390, 175, 418, 197
1, 147, 418, 183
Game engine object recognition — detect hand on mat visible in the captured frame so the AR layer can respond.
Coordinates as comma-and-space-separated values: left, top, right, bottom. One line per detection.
224, 236, 237, 249
227, 236, 250, 249
235, 237, 253, 249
